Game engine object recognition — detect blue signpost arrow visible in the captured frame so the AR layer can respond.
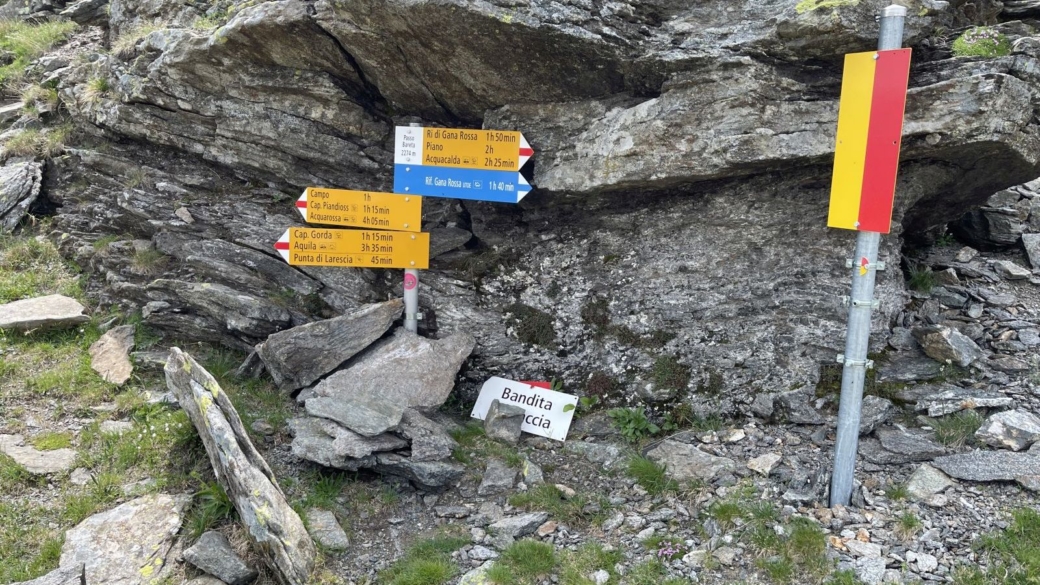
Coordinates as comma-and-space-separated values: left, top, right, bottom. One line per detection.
393, 164, 532, 203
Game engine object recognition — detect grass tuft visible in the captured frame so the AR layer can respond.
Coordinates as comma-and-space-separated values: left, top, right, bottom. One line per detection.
488, 540, 556, 585
379, 528, 469, 585
930, 410, 983, 447
626, 455, 678, 495
0, 21, 78, 90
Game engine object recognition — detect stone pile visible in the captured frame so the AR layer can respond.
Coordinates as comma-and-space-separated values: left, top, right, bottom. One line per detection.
287, 329, 475, 490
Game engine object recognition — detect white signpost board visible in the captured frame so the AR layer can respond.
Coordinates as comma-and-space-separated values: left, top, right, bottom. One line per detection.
470, 377, 578, 442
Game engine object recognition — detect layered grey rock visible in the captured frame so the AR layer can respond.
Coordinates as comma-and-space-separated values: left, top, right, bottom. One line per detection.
372, 453, 465, 491
147, 280, 291, 341
992, 259, 1032, 280
88, 324, 135, 385
0, 295, 88, 331
975, 410, 1040, 451
912, 325, 985, 367
305, 329, 474, 422
288, 416, 405, 469
909, 386, 1013, 417
305, 394, 404, 438
933, 450, 1040, 482
484, 399, 526, 445
166, 348, 315, 585
0, 161, 42, 232
1023, 233, 1040, 268
489, 512, 550, 540
0, 434, 76, 474
183, 531, 258, 585
859, 396, 894, 436
60, 493, 190, 584
644, 439, 736, 482
256, 299, 403, 392
398, 409, 456, 462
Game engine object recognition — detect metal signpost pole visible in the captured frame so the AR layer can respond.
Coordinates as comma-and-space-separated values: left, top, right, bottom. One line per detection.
829, 4, 906, 508
404, 122, 423, 333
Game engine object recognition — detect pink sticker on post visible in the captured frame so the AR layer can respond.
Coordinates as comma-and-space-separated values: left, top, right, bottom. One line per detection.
403, 273, 418, 290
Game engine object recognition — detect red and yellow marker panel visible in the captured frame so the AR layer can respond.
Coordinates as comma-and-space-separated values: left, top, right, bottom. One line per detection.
828, 48, 912, 234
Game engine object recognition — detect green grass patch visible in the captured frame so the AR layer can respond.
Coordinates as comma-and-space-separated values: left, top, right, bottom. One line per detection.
30, 431, 72, 451
623, 558, 687, 585
952, 26, 1011, 58
626, 455, 678, 495
558, 543, 622, 585
0, 501, 64, 583
379, 528, 469, 585
895, 511, 922, 541
184, 481, 236, 541
0, 232, 82, 303
448, 422, 522, 468
930, 410, 983, 447
652, 355, 690, 392
508, 483, 597, 525
487, 540, 556, 585
0, 20, 77, 90
965, 507, 1040, 582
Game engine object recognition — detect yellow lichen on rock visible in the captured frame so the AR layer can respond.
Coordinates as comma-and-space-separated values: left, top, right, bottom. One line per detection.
794, 0, 859, 13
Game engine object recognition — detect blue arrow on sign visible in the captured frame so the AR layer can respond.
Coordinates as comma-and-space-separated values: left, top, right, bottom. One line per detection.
393, 164, 532, 203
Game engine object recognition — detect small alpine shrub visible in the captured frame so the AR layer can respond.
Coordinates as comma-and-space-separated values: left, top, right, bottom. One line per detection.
952, 27, 1011, 58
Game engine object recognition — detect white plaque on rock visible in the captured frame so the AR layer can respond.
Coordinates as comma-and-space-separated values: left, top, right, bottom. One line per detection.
471, 377, 577, 441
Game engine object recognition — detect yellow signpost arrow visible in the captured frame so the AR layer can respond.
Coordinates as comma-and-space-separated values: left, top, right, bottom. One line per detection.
297, 187, 421, 232
395, 127, 534, 172
274, 227, 429, 269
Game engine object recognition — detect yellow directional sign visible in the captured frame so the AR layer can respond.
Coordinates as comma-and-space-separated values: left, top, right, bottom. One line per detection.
297, 188, 422, 232
275, 228, 429, 269
395, 127, 534, 172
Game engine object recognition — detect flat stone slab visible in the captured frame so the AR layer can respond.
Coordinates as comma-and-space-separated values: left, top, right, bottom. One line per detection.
0, 434, 76, 475
908, 386, 1013, 417
644, 439, 736, 482
8, 564, 84, 585
305, 329, 475, 436
288, 416, 406, 468
256, 299, 403, 392
906, 464, 956, 501
60, 493, 190, 584
305, 509, 349, 551
933, 449, 1040, 482
0, 295, 88, 331
89, 325, 135, 385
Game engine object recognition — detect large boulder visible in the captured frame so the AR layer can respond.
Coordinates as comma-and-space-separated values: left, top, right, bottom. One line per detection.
166, 348, 315, 585
256, 298, 403, 392
305, 329, 475, 426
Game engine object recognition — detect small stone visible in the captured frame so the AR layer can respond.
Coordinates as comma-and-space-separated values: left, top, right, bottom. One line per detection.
912, 325, 984, 367
602, 510, 624, 532
855, 557, 887, 585
906, 464, 956, 501
535, 520, 558, 537
305, 509, 349, 551
435, 506, 471, 518
174, 207, 195, 223
1022, 233, 1040, 268
488, 513, 549, 539
713, 546, 740, 566
975, 409, 1040, 451
458, 562, 494, 585
845, 539, 883, 558
592, 569, 610, 585
182, 531, 258, 585
250, 420, 275, 436
912, 551, 938, 572
520, 458, 544, 485
70, 467, 92, 486
992, 259, 1031, 279
484, 399, 526, 445
747, 452, 781, 476
469, 545, 498, 561
554, 484, 576, 499
721, 428, 745, 443
477, 459, 517, 496
827, 535, 845, 550
88, 325, 135, 386
683, 549, 707, 567
954, 246, 978, 263
636, 527, 655, 540
644, 439, 736, 481
856, 528, 870, 542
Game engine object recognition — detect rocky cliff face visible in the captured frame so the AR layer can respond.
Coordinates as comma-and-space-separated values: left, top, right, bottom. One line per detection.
8, 0, 1040, 412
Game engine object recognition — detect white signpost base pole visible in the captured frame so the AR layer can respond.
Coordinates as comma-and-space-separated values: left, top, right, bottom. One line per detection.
404, 268, 419, 333
829, 4, 906, 508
